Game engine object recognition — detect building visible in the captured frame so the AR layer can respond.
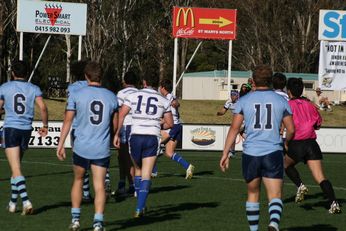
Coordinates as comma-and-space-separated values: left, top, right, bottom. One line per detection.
182, 70, 346, 103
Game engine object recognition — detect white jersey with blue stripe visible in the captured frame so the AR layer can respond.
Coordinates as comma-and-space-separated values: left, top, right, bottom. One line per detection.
117, 86, 138, 126
234, 89, 292, 156
166, 93, 181, 124
224, 98, 237, 114
67, 80, 88, 129
124, 88, 171, 137
66, 85, 118, 159
0, 80, 42, 130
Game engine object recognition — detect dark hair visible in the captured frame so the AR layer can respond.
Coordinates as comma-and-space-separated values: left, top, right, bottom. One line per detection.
11, 60, 28, 79
124, 71, 139, 86
252, 64, 273, 87
287, 77, 304, 97
272, 72, 287, 90
71, 60, 88, 82
84, 61, 102, 82
239, 83, 251, 97
160, 78, 173, 92
142, 68, 160, 88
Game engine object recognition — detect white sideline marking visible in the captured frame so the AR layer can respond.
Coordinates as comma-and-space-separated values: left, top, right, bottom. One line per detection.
1, 158, 346, 191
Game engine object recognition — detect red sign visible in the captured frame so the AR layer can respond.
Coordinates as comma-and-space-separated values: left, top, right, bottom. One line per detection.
172, 7, 237, 40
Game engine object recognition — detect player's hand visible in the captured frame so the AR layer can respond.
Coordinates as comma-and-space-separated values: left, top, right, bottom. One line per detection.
113, 135, 120, 149
56, 145, 66, 161
38, 127, 48, 137
220, 153, 230, 172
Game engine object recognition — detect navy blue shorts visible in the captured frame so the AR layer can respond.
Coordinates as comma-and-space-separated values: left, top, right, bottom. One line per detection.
120, 125, 131, 144
168, 124, 182, 141
287, 139, 322, 164
242, 150, 284, 183
72, 152, 110, 170
3, 127, 32, 151
129, 134, 160, 167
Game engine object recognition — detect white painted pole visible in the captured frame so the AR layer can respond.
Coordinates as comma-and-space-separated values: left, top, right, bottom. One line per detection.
227, 40, 233, 95
173, 38, 178, 95
19, 32, 24, 61
176, 41, 202, 87
78, 35, 82, 61
28, 35, 51, 82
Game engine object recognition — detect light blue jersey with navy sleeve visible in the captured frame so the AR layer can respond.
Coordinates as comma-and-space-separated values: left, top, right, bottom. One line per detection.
0, 80, 42, 130
66, 85, 118, 159
234, 89, 292, 156
67, 80, 88, 129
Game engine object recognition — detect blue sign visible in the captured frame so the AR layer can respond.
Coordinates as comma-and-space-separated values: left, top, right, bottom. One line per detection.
319, 10, 346, 41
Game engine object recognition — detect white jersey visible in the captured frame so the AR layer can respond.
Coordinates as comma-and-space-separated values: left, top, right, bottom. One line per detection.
166, 93, 181, 124
275, 89, 289, 101
117, 86, 138, 125
224, 98, 237, 114
124, 88, 171, 136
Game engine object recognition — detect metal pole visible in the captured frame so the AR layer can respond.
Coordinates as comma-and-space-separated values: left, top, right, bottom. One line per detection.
227, 40, 233, 94
78, 35, 82, 61
19, 32, 24, 61
28, 35, 51, 82
173, 38, 178, 95
176, 41, 202, 87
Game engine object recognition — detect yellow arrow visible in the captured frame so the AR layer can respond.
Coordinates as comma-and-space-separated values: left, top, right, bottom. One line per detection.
199, 17, 232, 28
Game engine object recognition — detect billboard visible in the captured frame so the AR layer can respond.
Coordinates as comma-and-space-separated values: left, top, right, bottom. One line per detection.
319, 10, 346, 41
17, 0, 87, 35
172, 7, 237, 40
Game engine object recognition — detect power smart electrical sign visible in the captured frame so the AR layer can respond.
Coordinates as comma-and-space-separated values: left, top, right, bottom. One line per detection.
17, 0, 87, 35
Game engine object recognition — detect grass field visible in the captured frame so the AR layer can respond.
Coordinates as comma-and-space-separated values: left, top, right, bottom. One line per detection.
0, 149, 345, 231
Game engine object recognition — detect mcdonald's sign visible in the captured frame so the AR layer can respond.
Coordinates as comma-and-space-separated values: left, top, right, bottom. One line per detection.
172, 7, 237, 40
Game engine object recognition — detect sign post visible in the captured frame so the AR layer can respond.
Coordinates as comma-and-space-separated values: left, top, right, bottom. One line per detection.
172, 7, 237, 95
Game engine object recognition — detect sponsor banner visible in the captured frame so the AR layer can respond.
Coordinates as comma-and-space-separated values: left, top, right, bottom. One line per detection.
17, 0, 87, 35
0, 121, 71, 148
172, 7, 237, 40
319, 10, 346, 41
316, 128, 346, 153
318, 41, 346, 90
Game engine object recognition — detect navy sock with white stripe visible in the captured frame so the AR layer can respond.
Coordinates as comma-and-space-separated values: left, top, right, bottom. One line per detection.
15, 176, 29, 204
246, 201, 260, 231
10, 177, 18, 204
268, 198, 283, 230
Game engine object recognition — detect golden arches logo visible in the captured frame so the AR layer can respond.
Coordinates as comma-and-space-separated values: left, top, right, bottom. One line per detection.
176, 8, 195, 27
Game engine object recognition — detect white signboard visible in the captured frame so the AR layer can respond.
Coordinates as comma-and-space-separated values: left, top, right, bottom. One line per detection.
319, 10, 346, 41
318, 41, 346, 90
16, 0, 87, 35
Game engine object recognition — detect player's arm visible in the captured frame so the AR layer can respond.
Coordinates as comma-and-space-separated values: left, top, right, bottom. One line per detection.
162, 111, 173, 130
282, 115, 295, 150
35, 96, 49, 137
220, 113, 243, 172
216, 107, 227, 116
113, 105, 130, 148
112, 111, 118, 135
57, 110, 75, 161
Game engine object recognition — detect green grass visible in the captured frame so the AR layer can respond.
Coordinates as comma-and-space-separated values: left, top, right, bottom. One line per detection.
0, 149, 345, 230
38, 98, 346, 127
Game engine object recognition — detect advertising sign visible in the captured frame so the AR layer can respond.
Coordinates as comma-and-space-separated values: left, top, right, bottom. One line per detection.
17, 0, 87, 35
319, 10, 346, 41
318, 41, 346, 90
172, 7, 237, 40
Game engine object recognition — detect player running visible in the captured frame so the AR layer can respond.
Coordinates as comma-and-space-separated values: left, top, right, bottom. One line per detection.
220, 65, 295, 231
57, 61, 118, 231
0, 60, 48, 215
113, 70, 173, 218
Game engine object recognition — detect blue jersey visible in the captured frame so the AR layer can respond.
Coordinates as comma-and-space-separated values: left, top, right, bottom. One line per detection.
66, 85, 118, 159
67, 80, 88, 129
234, 89, 292, 156
0, 80, 42, 130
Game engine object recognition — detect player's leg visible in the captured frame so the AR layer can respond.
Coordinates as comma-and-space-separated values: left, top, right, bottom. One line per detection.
90, 160, 108, 231
246, 178, 261, 231
114, 144, 128, 197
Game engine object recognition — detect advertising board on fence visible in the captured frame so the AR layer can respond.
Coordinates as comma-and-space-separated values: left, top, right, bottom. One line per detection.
16, 0, 87, 35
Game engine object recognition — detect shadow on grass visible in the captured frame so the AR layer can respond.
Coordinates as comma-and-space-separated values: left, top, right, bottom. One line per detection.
0, 170, 73, 182
102, 202, 219, 231
282, 224, 338, 231
34, 201, 71, 215
150, 185, 190, 194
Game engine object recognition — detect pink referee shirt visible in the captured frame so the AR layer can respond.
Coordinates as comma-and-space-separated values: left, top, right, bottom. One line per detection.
289, 98, 322, 140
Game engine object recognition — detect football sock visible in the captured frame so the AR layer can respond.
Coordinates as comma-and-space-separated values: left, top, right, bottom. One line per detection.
15, 176, 29, 204
71, 207, 81, 222
93, 213, 104, 227
105, 169, 110, 184
319, 179, 336, 204
285, 165, 303, 187
268, 198, 283, 230
117, 180, 125, 190
134, 176, 141, 196
152, 163, 158, 174
10, 177, 18, 204
83, 172, 90, 197
137, 180, 151, 211
246, 201, 260, 231
172, 152, 190, 170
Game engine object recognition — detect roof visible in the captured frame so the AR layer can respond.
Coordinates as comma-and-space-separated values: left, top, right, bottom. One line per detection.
183, 70, 318, 81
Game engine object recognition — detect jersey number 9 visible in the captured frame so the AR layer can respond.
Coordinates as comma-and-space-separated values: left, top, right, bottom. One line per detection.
90, 101, 104, 125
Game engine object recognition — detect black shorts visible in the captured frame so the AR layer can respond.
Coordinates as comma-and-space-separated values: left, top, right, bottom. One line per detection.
287, 139, 322, 164
3, 127, 32, 151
